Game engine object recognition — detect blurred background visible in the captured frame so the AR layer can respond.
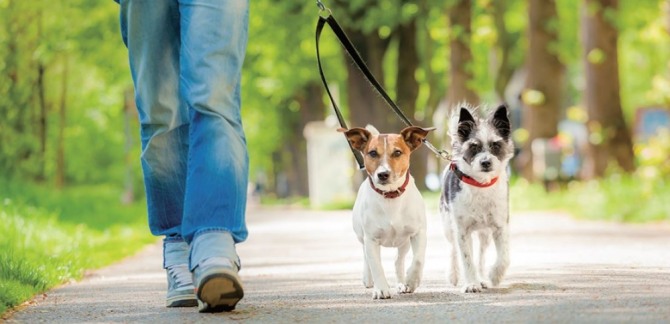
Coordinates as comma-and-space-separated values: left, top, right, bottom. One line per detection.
1, 0, 669, 315
1, 0, 669, 214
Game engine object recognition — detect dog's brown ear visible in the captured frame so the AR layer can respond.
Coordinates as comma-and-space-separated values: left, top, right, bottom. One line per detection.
401, 126, 436, 151
338, 127, 371, 151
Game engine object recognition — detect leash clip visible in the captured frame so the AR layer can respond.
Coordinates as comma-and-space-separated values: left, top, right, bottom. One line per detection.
316, 0, 331, 17
423, 139, 452, 161
437, 150, 452, 161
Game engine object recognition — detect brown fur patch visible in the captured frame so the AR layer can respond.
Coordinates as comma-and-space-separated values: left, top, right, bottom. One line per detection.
363, 134, 411, 182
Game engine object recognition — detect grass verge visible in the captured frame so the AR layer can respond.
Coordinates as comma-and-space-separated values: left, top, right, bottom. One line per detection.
510, 175, 670, 222
0, 182, 155, 316
424, 174, 669, 222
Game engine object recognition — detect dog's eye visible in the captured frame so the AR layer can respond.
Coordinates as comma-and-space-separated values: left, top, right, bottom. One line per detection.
469, 143, 481, 152
392, 150, 402, 158
368, 150, 379, 158
490, 142, 502, 151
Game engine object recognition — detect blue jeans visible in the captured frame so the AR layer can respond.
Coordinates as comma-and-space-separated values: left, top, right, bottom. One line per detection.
119, 0, 249, 245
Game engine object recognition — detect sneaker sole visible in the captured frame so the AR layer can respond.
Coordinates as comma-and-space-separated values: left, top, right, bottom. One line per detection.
196, 269, 244, 313
166, 293, 198, 307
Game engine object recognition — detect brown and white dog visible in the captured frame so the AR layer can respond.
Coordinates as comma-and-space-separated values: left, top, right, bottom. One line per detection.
339, 125, 435, 299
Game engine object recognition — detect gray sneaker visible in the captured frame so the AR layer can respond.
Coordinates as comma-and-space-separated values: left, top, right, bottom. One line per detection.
193, 257, 244, 312
166, 264, 197, 307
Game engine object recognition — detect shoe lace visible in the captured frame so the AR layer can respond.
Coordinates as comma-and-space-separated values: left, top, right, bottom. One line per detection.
167, 264, 193, 288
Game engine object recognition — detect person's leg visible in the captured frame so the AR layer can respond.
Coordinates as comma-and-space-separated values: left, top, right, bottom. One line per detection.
178, 0, 249, 258
178, 0, 250, 312
120, 0, 188, 240
119, 0, 195, 307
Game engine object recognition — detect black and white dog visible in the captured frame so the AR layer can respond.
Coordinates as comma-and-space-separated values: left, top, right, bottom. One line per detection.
440, 104, 514, 293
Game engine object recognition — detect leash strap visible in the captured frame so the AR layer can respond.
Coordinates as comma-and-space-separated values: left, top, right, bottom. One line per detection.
316, 15, 365, 170
315, 8, 451, 165
316, 14, 414, 127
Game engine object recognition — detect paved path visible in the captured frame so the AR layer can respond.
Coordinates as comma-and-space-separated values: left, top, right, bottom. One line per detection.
6, 206, 670, 323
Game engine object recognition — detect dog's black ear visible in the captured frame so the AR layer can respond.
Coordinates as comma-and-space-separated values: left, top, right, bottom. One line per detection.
490, 104, 511, 141
401, 126, 436, 152
338, 127, 371, 152
457, 107, 476, 141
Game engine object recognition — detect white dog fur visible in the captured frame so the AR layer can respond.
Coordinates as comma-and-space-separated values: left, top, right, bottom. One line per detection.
440, 104, 514, 293
340, 125, 435, 299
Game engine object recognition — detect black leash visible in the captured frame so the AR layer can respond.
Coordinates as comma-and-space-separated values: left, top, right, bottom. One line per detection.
315, 7, 365, 169
315, 1, 450, 170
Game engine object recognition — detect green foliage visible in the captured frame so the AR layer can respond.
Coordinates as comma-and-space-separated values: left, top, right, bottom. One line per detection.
243, 1, 353, 177
332, 0, 422, 33
635, 130, 670, 178
0, 180, 154, 315
0, 0, 668, 195
0, 0, 135, 185
619, 1, 670, 118
511, 175, 670, 222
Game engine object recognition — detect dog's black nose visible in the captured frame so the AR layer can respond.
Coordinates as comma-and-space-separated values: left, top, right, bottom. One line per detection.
481, 160, 491, 170
377, 171, 390, 182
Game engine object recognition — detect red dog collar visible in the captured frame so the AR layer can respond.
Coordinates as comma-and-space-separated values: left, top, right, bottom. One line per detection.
369, 172, 410, 199
450, 163, 498, 188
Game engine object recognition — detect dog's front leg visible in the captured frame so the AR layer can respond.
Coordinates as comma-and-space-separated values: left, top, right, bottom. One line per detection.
364, 237, 391, 299
444, 224, 460, 287
361, 245, 373, 288
477, 230, 491, 289
400, 230, 426, 293
394, 241, 409, 291
456, 228, 482, 293
489, 226, 510, 286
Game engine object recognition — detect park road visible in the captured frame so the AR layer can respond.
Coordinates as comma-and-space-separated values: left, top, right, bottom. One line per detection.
6, 206, 670, 323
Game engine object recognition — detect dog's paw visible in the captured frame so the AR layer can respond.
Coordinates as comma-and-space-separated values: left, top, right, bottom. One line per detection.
489, 268, 506, 286
488, 254, 509, 286
462, 283, 483, 293
372, 288, 392, 299
397, 283, 415, 294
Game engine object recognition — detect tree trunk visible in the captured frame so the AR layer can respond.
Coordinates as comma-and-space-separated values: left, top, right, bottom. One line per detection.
289, 82, 325, 197
418, 0, 442, 117
36, 10, 47, 182
395, 18, 428, 191
2, 0, 40, 179
344, 27, 392, 132
274, 82, 326, 198
518, 0, 564, 180
492, 0, 518, 102
447, 0, 479, 108
55, 56, 68, 189
581, 0, 635, 178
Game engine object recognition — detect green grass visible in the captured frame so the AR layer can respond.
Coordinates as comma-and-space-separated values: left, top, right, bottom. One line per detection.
0, 182, 155, 315
423, 174, 669, 223
510, 175, 670, 222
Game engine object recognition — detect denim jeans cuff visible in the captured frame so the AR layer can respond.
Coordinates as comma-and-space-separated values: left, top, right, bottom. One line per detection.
189, 230, 239, 271
163, 239, 189, 269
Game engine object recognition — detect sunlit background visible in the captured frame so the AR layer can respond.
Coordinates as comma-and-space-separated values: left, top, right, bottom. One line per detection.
1, 0, 669, 315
